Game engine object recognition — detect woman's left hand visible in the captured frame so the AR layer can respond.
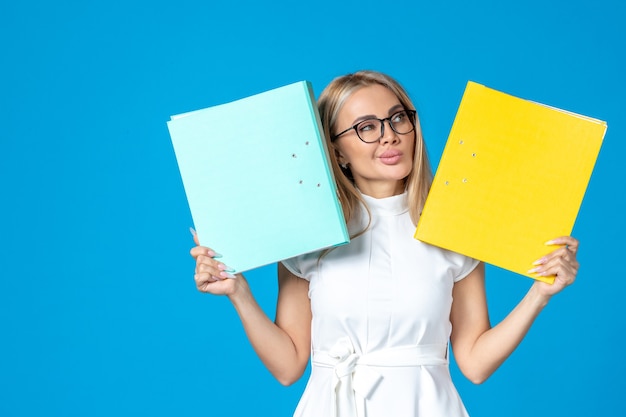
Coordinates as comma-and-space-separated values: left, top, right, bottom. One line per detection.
530, 236, 580, 297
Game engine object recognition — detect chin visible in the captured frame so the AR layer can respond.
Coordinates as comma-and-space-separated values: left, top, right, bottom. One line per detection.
388, 165, 413, 180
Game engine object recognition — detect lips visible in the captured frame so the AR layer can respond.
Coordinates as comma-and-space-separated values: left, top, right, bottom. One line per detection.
378, 149, 403, 165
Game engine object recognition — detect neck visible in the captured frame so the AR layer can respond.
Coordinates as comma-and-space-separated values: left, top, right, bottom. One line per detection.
355, 179, 405, 198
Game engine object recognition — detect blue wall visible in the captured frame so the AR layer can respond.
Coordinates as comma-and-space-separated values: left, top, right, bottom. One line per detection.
1, 1, 624, 416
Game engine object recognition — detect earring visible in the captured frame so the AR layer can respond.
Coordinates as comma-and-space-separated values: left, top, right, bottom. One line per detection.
340, 163, 348, 169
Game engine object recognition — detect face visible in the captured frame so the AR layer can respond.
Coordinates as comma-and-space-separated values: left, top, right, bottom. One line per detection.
333, 84, 416, 198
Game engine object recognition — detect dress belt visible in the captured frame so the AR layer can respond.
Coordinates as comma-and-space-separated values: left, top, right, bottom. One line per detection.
312, 337, 448, 417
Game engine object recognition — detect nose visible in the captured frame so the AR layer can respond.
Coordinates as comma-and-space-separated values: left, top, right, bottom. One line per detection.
379, 120, 399, 145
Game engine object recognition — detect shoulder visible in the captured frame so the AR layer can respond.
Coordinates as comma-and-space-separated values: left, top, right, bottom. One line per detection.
281, 251, 323, 281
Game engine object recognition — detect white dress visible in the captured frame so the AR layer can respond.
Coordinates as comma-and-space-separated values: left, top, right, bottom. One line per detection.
282, 191, 479, 417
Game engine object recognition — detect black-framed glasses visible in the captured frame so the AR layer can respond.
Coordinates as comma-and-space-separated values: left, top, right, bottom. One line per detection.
332, 110, 417, 143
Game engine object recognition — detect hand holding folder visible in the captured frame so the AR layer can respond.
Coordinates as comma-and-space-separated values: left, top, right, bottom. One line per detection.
415, 81, 606, 283
167, 81, 349, 274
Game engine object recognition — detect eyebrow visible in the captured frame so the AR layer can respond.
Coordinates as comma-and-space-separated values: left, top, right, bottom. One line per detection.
349, 104, 405, 126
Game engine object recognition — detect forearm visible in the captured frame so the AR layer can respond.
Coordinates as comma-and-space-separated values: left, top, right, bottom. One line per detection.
191, 241, 310, 384
459, 283, 550, 383
228, 278, 308, 385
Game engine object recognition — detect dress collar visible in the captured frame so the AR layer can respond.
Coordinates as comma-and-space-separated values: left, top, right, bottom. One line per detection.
360, 191, 409, 216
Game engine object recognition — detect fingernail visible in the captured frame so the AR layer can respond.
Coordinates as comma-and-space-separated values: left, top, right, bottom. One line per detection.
220, 271, 237, 279
189, 227, 197, 236
218, 263, 234, 272
545, 240, 558, 246
532, 258, 546, 266
208, 250, 223, 258
527, 267, 540, 274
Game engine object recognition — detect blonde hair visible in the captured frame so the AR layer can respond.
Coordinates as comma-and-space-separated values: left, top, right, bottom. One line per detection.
318, 70, 433, 229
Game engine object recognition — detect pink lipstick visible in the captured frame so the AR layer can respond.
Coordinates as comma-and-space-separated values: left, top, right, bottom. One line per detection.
378, 150, 403, 165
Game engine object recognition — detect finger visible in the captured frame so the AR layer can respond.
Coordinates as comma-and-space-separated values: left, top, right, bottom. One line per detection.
537, 252, 570, 271
190, 246, 208, 258
565, 240, 579, 255
554, 263, 577, 286
534, 240, 578, 267
533, 254, 578, 283
190, 245, 223, 260
195, 257, 231, 282
196, 256, 220, 275
545, 236, 579, 255
195, 269, 236, 292
194, 271, 220, 289
190, 227, 200, 245
196, 257, 236, 278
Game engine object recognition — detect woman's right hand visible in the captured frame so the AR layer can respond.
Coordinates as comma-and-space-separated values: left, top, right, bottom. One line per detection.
189, 229, 242, 296
189, 230, 311, 385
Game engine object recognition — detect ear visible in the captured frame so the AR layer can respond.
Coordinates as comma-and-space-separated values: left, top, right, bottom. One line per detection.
333, 146, 348, 167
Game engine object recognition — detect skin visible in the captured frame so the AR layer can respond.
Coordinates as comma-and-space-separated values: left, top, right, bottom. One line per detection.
190, 84, 580, 386
332, 84, 415, 198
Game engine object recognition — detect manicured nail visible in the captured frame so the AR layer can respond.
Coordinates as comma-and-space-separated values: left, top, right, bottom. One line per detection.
527, 267, 540, 274
218, 264, 235, 272
207, 250, 223, 258
189, 227, 197, 236
545, 240, 559, 246
220, 271, 237, 279
532, 258, 546, 266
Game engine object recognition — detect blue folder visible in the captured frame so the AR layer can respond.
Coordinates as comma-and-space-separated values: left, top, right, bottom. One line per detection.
167, 81, 350, 274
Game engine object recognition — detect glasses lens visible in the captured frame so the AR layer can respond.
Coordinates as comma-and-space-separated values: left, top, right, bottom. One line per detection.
355, 119, 383, 143
353, 111, 416, 142
390, 111, 415, 134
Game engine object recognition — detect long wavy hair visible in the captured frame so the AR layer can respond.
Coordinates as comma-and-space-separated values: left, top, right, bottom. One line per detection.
317, 70, 433, 230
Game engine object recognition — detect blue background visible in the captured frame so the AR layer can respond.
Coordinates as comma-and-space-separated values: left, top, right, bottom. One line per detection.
1, 0, 624, 416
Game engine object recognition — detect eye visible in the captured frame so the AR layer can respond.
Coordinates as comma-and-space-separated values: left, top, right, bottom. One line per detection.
357, 120, 377, 133
391, 111, 407, 123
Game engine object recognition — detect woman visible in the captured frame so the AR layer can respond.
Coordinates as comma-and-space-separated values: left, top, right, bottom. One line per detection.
190, 71, 579, 416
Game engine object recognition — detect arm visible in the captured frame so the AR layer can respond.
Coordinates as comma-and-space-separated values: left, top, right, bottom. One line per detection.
450, 236, 580, 384
191, 240, 311, 386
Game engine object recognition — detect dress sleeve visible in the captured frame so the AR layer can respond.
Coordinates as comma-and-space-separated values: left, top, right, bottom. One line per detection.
454, 255, 481, 283
437, 246, 481, 283
281, 256, 306, 279
281, 250, 323, 281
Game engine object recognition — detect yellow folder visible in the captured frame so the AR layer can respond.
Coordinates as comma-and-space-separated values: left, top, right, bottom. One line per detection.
415, 81, 606, 283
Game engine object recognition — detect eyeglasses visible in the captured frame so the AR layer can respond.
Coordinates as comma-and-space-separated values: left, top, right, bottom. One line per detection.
332, 110, 417, 143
